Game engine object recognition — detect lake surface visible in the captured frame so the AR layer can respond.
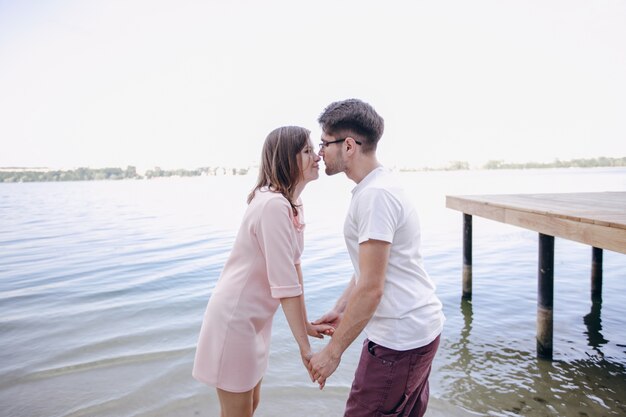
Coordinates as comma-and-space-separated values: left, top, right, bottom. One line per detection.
1, 168, 625, 417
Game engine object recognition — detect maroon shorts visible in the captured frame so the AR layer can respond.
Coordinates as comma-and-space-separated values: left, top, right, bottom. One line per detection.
344, 335, 440, 417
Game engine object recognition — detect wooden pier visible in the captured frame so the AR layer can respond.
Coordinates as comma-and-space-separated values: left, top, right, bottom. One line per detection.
446, 192, 626, 359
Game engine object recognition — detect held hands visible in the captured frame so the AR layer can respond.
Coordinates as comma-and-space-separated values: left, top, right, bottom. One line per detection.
301, 322, 333, 386
302, 346, 339, 390
300, 350, 315, 383
307, 308, 340, 339
300, 348, 339, 390
306, 309, 344, 389
307, 322, 335, 339
312, 309, 342, 330
309, 344, 341, 390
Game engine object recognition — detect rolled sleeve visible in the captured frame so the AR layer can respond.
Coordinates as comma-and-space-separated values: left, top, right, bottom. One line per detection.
269, 284, 302, 298
257, 197, 303, 299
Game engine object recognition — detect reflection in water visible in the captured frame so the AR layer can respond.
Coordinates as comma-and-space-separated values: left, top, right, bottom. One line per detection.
453, 298, 474, 370
438, 297, 626, 416
460, 298, 473, 344
584, 299, 608, 355
453, 299, 474, 391
534, 356, 626, 417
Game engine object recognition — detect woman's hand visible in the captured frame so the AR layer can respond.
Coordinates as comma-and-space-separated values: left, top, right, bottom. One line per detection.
307, 322, 335, 338
312, 309, 342, 331
300, 349, 315, 382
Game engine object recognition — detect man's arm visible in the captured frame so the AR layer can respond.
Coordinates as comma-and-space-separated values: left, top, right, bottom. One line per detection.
309, 239, 391, 388
312, 274, 356, 330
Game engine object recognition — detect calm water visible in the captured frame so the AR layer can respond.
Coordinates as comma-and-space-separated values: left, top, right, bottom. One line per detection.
1, 168, 625, 417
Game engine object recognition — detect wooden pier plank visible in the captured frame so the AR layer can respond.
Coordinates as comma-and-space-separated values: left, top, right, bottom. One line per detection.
446, 192, 626, 254
445, 191, 625, 359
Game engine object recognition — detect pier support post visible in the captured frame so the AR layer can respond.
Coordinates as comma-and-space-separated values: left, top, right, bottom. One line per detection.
537, 233, 554, 360
591, 247, 603, 302
463, 214, 472, 299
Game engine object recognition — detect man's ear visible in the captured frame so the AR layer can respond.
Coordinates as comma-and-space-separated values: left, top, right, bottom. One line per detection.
345, 137, 358, 153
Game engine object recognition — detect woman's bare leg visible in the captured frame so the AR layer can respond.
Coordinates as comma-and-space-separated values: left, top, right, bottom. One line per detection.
252, 379, 262, 413
217, 380, 262, 417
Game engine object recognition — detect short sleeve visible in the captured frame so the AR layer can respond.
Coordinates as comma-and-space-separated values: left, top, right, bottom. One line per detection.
256, 197, 303, 299
356, 188, 401, 244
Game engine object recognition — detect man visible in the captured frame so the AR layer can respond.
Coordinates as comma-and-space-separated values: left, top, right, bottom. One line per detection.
309, 99, 445, 417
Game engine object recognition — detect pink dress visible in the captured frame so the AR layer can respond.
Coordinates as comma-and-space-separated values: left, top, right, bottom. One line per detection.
192, 188, 304, 392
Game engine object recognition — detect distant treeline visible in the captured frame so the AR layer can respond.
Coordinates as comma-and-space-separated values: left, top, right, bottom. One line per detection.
0, 166, 250, 183
482, 156, 626, 170
402, 156, 626, 172
2, 156, 624, 183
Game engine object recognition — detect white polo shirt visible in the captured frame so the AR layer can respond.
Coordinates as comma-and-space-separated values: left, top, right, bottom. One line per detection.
344, 167, 445, 350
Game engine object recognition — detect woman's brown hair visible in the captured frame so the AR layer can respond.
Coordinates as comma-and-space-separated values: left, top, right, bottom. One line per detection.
247, 126, 310, 215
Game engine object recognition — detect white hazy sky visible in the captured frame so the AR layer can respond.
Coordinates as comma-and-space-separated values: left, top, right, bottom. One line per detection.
1, 0, 625, 170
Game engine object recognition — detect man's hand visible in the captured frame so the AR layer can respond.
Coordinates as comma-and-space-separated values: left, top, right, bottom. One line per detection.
307, 322, 335, 338
312, 309, 343, 331
309, 344, 341, 390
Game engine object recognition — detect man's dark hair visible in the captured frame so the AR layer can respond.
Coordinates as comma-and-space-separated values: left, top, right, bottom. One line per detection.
317, 98, 384, 153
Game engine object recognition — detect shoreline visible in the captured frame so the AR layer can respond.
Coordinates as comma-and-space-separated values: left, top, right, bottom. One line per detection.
170, 388, 477, 417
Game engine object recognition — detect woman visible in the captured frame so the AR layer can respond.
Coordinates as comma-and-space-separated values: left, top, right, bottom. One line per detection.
192, 126, 332, 416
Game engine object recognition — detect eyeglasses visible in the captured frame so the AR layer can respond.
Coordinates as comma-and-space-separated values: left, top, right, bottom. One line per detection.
318, 137, 362, 149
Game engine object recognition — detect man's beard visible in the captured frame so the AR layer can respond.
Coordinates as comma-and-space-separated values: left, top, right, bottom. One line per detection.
324, 159, 344, 176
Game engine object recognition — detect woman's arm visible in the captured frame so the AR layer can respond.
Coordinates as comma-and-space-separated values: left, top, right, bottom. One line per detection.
295, 264, 334, 338
280, 294, 314, 380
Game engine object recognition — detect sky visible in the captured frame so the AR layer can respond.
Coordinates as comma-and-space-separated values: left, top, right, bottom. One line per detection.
1, 0, 625, 170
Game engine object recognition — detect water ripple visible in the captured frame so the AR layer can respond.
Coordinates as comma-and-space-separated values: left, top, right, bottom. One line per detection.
1, 171, 625, 417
